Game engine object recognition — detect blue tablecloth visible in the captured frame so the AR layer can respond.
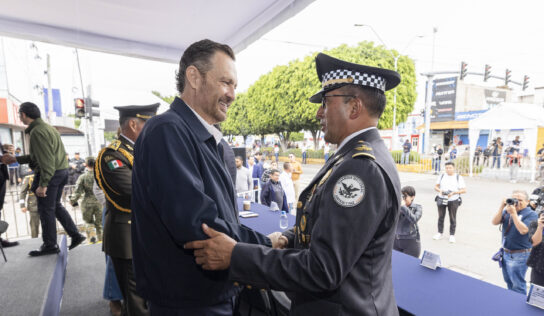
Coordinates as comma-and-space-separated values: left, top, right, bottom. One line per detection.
239, 198, 542, 315
238, 198, 294, 236
392, 251, 542, 315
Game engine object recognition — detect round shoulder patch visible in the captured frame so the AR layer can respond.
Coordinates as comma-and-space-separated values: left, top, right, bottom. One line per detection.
333, 175, 365, 207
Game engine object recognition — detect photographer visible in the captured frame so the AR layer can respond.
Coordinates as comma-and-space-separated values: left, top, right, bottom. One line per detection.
491, 137, 504, 169
491, 190, 538, 294
527, 211, 544, 286
433, 161, 466, 243
394, 186, 422, 258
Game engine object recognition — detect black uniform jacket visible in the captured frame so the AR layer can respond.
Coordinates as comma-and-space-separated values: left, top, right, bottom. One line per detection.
230, 128, 401, 316
95, 135, 134, 259
131, 97, 271, 308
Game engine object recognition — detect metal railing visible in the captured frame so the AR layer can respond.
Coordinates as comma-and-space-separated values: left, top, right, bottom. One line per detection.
0, 184, 85, 240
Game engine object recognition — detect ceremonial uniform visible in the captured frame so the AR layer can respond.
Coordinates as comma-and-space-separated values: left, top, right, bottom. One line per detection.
95, 104, 159, 316
20, 174, 39, 238
71, 169, 102, 241
228, 53, 402, 315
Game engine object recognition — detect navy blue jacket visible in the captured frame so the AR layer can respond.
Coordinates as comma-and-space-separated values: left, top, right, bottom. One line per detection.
260, 180, 289, 212
131, 97, 270, 307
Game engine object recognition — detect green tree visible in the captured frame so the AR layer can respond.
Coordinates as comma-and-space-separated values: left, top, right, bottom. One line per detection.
222, 92, 252, 143
152, 91, 174, 104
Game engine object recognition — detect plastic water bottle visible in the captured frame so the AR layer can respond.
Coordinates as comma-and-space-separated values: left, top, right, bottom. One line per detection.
279, 210, 289, 229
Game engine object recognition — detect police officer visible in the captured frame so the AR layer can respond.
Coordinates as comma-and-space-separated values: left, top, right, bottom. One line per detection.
95, 104, 159, 316
186, 53, 402, 315
70, 157, 102, 242
20, 173, 39, 238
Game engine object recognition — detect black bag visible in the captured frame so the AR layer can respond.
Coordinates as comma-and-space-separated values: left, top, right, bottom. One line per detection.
491, 248, 504, 268
0, 220, 8, 234
435, 195, 448, 206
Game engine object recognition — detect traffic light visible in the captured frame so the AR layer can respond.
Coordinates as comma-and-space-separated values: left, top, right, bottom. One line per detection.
484, 64, 492, 82
460, 62, 468, 80
505, 69, 512, 86
523, 75, 530, 91
74, 98, 85, 118
84, 97, 100, 117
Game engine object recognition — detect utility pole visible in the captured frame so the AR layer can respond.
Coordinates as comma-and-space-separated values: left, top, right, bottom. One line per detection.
424, 74, 434, 155
86, 85, 95, 156
46, 54, 54, 123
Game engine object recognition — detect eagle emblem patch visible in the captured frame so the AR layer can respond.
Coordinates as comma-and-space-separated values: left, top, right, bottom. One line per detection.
333, 175, 365, 207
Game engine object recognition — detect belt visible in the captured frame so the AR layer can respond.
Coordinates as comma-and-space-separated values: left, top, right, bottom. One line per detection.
503, 248, 531, 254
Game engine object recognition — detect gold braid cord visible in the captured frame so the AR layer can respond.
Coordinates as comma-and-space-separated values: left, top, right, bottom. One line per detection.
95, 143, 134, 213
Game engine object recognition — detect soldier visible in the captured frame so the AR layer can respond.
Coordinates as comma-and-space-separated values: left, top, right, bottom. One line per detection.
186, 53, 402, 315
95, 104, 159, 316
20, 173, 39, 238
70, 157, 102, 243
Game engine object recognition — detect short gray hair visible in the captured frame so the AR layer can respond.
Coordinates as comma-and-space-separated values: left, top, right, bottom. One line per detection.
512, 190, 529, 202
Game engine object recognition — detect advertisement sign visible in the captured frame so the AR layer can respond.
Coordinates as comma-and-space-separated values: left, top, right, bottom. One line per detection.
484, 89, 506, 109
430, 77, 457, 122
454, 110, 488, 121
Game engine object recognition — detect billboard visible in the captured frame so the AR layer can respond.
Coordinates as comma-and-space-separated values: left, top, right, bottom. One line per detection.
430, 77, 457, 122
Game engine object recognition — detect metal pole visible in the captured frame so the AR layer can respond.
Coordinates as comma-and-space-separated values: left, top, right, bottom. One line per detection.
424, 75, 434, 154
392, 55, 399, 150
46, 54, 54, 123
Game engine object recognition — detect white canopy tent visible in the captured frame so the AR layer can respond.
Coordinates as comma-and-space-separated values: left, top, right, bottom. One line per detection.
0, 0, 315, 63
468, 102, 544, 180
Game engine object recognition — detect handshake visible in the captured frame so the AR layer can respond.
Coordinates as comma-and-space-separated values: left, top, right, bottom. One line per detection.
267, 232, 288, 249
0, 144, 16, 165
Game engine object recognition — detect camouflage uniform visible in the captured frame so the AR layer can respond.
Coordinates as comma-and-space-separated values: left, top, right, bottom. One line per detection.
70, 169, 103, 241
20, 174, 39, 238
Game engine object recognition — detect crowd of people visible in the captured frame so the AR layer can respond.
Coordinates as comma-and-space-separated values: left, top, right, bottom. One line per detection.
1, 38, 544, 316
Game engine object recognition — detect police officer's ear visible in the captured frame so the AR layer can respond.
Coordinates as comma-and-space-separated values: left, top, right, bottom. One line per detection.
185, 65, 203, 91
348, 96, 364, 120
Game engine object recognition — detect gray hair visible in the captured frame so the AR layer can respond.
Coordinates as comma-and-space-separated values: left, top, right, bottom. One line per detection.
512, 190, 529, 202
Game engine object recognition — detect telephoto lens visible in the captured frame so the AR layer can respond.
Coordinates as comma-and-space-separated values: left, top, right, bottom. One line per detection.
506, 198, 518, 205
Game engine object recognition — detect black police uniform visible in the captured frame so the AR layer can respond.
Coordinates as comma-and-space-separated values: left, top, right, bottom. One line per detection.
228, 53, 402, 315
95, 104, 159, 316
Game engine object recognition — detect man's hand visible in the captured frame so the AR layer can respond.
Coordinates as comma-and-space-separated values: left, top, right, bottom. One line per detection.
36, 186, 47, 198
267, 232, 288, 249
447, 192, 454, 198
2, 144, 14, 154
505, 204, 516, 215
1, 154, 16, 164
184, 224, 236, 270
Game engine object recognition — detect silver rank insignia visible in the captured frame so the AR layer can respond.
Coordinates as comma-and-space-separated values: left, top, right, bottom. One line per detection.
333, 175, 365, 207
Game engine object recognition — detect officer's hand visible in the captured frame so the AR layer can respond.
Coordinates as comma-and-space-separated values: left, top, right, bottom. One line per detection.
184, 224, 236, 270
21, 207, 27, 213
267, 232, 288, 249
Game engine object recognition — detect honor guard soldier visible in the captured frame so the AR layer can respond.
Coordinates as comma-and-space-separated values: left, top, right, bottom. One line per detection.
186, 53, 403, 315
95, 104, 159, 316
70, 157, 102, 243
20, 173, 39, 238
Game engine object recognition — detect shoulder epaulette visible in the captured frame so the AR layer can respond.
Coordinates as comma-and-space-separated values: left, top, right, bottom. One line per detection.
352, 140, 376, 160
108, 140, 122, 151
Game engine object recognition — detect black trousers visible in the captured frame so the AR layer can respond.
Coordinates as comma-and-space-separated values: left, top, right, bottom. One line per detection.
149, 297, 236, 316
437, 200, 460, 235
33, 169, 79, 247
111, 257, 149, 316
394, 238, 421, 258
531, 269, 544, 287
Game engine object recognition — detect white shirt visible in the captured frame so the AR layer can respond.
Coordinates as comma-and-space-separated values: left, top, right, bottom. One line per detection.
279, 171, 296, 204
336, 127, 377, 152
235, 166, 252, 194
186, 103, 223, 145
436, 173, 466, 201
274, 147, 279, 154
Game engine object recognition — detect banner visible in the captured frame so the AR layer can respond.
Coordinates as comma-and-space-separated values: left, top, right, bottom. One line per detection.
430, 77, 457, 122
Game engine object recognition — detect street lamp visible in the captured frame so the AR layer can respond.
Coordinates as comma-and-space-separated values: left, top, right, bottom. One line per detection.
354, 24, 423, 150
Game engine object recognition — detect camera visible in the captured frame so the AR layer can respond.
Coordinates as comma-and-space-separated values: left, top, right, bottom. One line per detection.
529, 186, 544, 213
506, 198, 518, 206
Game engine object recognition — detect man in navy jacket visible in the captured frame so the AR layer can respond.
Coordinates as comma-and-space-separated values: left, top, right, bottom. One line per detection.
131, 39, 270, 315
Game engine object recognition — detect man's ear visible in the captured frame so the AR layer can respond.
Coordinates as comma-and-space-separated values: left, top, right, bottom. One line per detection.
185, 65, 202, 90
349, 97, 364, 120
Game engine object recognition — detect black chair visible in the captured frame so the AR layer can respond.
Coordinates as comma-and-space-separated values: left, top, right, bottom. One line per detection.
0, 220, 8, 262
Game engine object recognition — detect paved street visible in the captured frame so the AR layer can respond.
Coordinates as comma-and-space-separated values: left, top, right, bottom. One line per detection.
297, 162, 538, 289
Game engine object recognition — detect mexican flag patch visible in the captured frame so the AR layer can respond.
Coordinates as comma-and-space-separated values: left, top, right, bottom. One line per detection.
107, 160, 124, 170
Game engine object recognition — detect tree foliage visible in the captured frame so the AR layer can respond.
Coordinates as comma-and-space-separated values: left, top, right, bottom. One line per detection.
150, 42, 417, 147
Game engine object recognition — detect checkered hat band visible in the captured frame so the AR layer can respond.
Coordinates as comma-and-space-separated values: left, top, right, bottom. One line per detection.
322, 69, 386, 92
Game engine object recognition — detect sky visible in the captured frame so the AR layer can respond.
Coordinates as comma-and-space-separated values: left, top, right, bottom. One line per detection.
3, 0, 544, 120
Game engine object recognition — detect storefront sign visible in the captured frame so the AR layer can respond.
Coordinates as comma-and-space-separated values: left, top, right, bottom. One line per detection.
455, 110, 488, 121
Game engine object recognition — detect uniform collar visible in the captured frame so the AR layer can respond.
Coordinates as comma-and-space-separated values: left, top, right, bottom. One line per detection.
120, 134, 135, 145
336, 127, 377, 152
171, 97, 221, 144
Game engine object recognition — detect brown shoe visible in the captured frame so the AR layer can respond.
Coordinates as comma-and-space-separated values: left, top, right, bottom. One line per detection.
109, 300, 122, 316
